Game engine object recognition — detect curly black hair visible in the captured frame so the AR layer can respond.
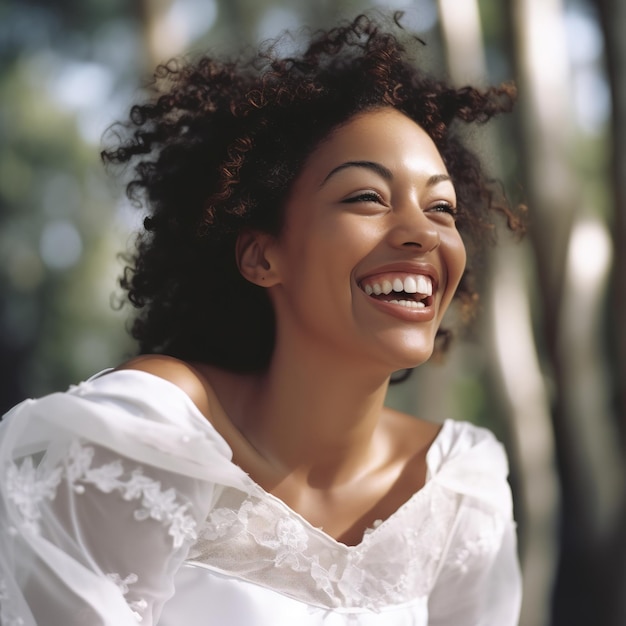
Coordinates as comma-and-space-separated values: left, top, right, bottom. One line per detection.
102, 13, 523, 373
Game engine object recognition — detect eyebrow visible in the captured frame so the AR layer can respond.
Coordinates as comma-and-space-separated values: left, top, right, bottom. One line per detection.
320, 160, 452, 188
321, 161, 392, 186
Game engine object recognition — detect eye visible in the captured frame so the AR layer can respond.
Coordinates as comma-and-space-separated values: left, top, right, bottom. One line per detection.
342, 191, 385, 204
428, 202, 457, 219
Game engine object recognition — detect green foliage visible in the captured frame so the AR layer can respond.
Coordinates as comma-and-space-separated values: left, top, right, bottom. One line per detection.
0, 0, 136, 410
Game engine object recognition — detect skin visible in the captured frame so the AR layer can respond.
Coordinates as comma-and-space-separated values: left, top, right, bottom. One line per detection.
119, 107, 467, 546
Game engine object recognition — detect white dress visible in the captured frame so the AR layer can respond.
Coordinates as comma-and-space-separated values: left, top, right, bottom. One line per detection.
0, 370, 521, 626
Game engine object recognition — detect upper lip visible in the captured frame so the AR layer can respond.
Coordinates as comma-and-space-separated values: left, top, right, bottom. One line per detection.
356, 261, 440, 292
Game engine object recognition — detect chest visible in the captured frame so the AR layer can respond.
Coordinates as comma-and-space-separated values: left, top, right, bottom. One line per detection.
189, 481, 448, 610
266, 451, 429, 546
186, 477, 505, 612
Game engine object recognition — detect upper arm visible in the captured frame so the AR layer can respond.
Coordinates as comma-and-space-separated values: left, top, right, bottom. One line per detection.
19, 442, 212, 625
428, 504, 522, 626
0, 373, 224, 626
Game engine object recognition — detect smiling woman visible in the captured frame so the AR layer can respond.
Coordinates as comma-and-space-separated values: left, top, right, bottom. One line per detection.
257, 108, 467, 373
0, 13, 523, 626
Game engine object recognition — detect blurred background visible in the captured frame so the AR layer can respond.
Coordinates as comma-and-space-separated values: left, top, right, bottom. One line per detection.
0, 0, 624, 624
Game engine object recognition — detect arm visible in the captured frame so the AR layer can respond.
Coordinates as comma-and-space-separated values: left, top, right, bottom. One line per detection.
427, 510, 522, 626
426, 422, 522, 626
0, 370, 241, 626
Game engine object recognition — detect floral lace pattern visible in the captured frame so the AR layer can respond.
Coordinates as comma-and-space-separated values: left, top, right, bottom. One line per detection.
106, 572, 148, 622
5, 457, 63, 536
449, 516, 504, 574
5, 440, 197, 548
0, 378, 516, 624
187, 481, 488, 611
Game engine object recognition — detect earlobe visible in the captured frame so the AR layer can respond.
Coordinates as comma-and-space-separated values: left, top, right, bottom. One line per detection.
236, 230, 281, 287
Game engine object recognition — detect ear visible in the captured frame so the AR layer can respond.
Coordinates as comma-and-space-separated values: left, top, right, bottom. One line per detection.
236, 230, 281, 287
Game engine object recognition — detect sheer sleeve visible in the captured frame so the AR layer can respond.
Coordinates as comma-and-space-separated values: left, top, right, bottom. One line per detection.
0, 371, 247, 626
427, 514, 521, 626
427, 423, 522, 626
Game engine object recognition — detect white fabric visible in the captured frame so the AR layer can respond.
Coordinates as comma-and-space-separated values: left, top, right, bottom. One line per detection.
0, 370, 521, 626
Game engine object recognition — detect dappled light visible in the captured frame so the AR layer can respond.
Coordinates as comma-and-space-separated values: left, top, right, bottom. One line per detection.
0, 0, 622, 624
39, 220, 83, 270
492, 243, 560, 626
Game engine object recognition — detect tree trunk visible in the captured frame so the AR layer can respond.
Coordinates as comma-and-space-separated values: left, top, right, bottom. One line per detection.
438, 3, 559, 624
589, 2, 626, 623
507, 0, 625, 623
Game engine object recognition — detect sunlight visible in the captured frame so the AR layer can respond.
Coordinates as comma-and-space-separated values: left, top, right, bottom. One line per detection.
515, 0, 571, 129
438, 0, 486, 84
149, 0, 218, 61
567, 218, 612, 285
492, 246, 559, 626
564, 6, 610, 134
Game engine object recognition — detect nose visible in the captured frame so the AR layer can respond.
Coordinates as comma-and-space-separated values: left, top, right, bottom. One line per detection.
388, 204, 440, 253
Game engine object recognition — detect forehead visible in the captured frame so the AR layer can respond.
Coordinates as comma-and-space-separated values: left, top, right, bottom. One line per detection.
299, 107, 448, 186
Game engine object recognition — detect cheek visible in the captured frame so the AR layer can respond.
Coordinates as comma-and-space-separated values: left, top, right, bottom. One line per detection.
301, 218, 380, 271
449, 231, 467, 280
440, 230, 467, 300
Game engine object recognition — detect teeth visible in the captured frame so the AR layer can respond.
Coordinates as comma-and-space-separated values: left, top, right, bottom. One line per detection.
388, 299, 426, 309
403, 276, 418, 293
416, 275, 432, 296
363, 274, 433, 298
363, 274, 433, 309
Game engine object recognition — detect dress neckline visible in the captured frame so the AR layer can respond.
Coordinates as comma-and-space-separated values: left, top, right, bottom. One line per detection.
84, 368, 452, 549
245, 469, 439, 551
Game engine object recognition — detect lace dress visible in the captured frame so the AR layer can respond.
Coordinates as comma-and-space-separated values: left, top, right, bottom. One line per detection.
0, 370, 521, 625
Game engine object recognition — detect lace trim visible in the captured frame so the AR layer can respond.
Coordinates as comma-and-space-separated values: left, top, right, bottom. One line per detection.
189, 479, 509, 611
189, 484, 456, 610
6, 440, 197, 548
106, 572, 148, 622
0, 577, 25, 626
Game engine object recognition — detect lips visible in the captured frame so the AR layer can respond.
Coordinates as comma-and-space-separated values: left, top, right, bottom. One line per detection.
359, 272, 434, 309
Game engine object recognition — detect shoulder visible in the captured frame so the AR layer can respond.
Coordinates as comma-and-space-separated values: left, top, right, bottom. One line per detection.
432, 419, 507, 468
382, 407, 443, 458
1, 356, 240, 482
115, 354, 213, 418
381, 410, 506, 474
8, 355, 220, 440
428, 419, 513, 516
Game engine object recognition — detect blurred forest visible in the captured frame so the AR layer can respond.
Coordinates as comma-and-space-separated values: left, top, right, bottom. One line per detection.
0, 0, 624, 624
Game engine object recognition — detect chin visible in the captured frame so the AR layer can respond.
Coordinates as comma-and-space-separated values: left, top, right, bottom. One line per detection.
383, 341, 436, 372
359, 327, 439, 373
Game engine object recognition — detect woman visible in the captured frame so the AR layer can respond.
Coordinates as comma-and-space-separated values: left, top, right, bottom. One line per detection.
0, 14, 523, 626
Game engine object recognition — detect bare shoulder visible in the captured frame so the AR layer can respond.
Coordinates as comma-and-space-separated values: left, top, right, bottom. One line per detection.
115, 354, 212, 417
374, 408, 444, 507
381, 406, 443, 456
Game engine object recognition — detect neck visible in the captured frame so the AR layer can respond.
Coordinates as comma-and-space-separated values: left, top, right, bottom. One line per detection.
239, 339, 392, 488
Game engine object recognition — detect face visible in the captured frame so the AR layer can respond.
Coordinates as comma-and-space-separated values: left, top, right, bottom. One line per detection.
261, 107, 467, 372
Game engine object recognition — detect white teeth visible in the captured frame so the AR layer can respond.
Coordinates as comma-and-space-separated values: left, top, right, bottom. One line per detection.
388, 299, 426, 309
403, 276, 418, 293
362, 274, 433, 298
416, 275, 432, 296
